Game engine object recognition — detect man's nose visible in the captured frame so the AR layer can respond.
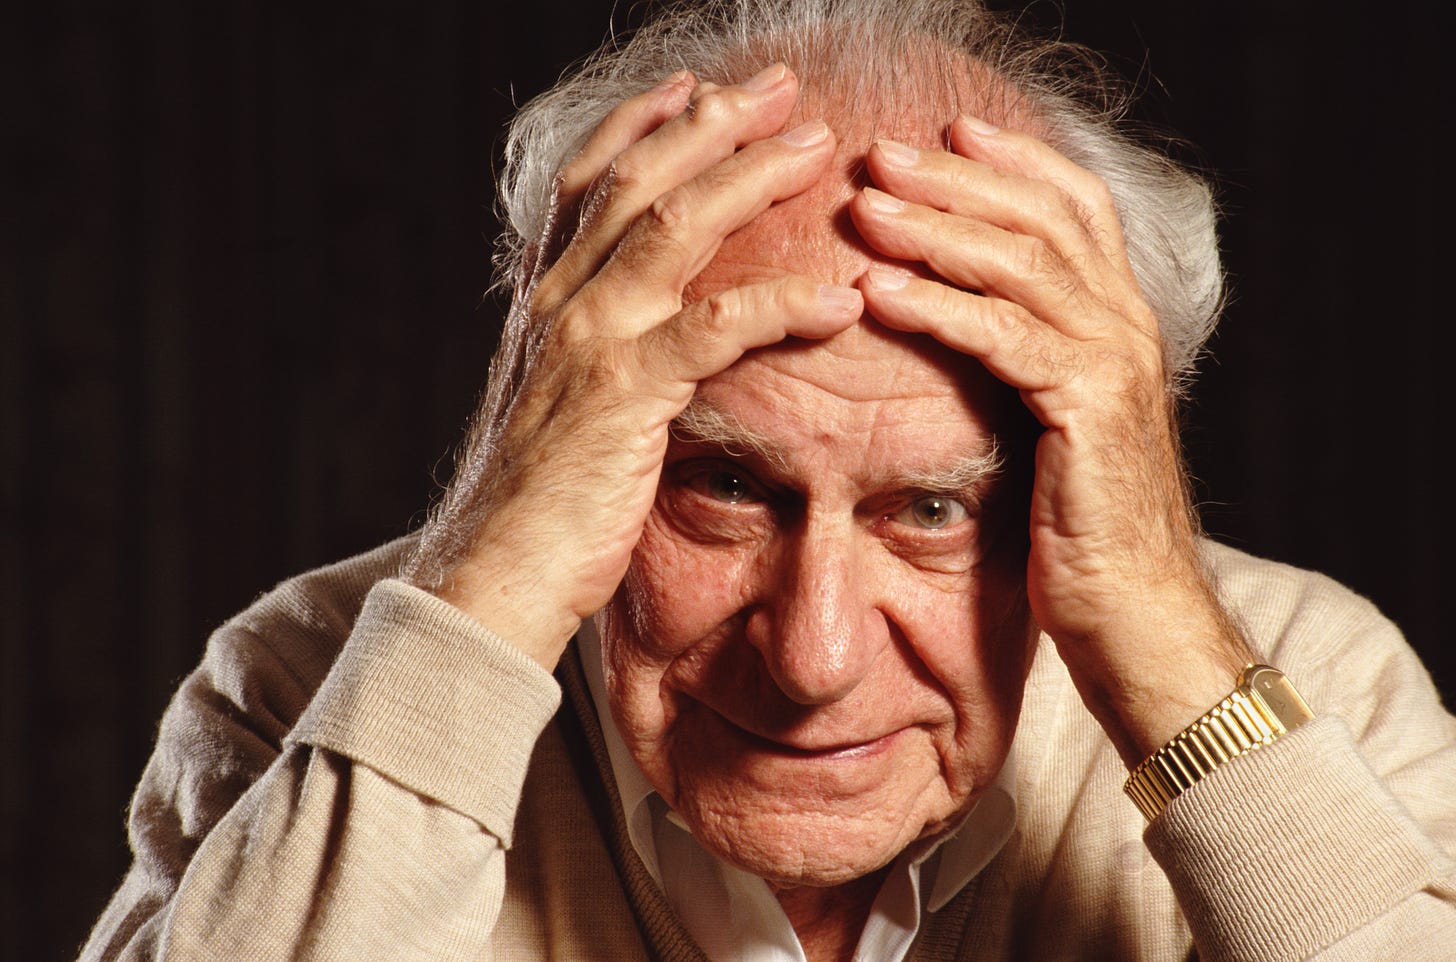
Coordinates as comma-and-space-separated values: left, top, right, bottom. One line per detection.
745, 517, 889, 705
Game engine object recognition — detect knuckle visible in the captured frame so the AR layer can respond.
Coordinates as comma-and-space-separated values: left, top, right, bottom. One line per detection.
1127, 331, 1167, 379
528, 273, 567, 319
686, 88, 735, 126
1082, 172, 1116, 210
1016, 236, 1058, 278
648, 186, 695, 234
549, 299, 593, 346
686, 80, 722, 105
985, 299, 1026, 338
698, 288, 741, 339
602, 153, 646, 198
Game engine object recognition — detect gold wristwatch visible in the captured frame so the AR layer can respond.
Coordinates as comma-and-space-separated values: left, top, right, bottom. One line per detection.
1123, 664, 1314, 821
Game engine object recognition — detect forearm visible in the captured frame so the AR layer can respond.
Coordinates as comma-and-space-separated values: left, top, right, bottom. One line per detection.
1054, 574, 1255, 768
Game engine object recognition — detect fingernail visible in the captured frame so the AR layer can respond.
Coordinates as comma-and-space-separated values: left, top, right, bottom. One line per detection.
875, 139, 919, 166
779, 120, 828, 148
817, 284, 863, 313
862, 187, 906, 213
742, 62, 788, 91
864, 267, 909, 291
960, 114, 1000, 136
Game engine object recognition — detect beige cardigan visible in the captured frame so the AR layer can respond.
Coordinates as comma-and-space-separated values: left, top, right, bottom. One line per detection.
80, 538, 1456, 960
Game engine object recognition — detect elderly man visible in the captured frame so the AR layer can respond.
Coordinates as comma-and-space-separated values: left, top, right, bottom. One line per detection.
82, 0, 1456, 959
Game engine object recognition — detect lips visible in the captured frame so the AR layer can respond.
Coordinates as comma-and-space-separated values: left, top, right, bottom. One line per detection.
689, 698, 906, 760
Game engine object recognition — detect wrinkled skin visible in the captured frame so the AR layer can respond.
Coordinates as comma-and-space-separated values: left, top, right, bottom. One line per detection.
406, 62, 1251, 955
602, 319, 1036, 887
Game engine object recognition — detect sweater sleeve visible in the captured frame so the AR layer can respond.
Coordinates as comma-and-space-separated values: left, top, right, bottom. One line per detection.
78, 571, 561, 962
1143, 547, 1456, 961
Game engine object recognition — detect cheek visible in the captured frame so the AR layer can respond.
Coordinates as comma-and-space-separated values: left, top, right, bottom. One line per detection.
601, 510, 762, 724
893, 554, 1034, 777
601, 509, 766, 798
619, 511, 761, 655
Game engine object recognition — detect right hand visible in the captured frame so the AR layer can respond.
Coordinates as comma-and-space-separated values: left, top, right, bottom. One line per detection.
403, 64, 861, 669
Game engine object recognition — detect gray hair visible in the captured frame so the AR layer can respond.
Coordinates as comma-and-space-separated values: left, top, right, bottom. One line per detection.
407, 0, 1226, 582
491, 0, 1223, 393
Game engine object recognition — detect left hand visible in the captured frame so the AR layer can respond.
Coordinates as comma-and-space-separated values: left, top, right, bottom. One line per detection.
849, 116, 1252, 765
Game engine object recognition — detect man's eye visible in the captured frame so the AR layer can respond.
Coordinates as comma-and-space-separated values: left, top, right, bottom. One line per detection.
694, 470, 756, 504
894, 495, 969, 530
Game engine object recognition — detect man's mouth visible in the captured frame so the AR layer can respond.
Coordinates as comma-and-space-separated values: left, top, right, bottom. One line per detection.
697, 702, 903, 761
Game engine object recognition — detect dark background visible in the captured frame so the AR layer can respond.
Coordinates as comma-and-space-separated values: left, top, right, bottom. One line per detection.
4, 2, 1451, 959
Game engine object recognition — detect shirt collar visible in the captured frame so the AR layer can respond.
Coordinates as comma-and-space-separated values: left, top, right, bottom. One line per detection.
578, 616, 670, 881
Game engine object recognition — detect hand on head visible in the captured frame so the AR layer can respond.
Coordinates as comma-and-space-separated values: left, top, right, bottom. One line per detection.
852, 113, 1252, 762
405, 54, 1251, 886
404, 65, 860, 668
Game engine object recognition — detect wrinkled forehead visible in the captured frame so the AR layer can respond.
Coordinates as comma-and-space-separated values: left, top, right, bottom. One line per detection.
694, 320, 998, 432
685, 175, 872, 300
686, 194, 1008, 445
679, 58, 1039, 440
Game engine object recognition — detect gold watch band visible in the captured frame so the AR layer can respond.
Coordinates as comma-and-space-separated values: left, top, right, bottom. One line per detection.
1123, 664, 1314, 821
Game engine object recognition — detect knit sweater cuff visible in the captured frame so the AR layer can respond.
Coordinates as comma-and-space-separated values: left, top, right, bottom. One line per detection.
288, 578, 562, 845
1146, 714, 1448, 961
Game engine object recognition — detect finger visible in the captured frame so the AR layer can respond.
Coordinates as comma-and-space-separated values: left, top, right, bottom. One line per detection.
537, 63, 799, 310
638, 276, 863, 386
597, 66, 790, 221
564, 120, 839, 334
555, 70, 697, 205
864, 138, 1104, 271
849, 186, 1116, 339
522, 73, 696, 285
858, 268, 1075, 396
947, 115, 1128, 257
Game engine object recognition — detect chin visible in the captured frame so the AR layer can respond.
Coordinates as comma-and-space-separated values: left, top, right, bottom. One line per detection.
672, 785, 952, 887
693, 818, 902, 887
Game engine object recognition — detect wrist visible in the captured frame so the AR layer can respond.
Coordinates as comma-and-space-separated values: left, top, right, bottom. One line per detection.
1124, 663, 1315, 820
412, 555, 582, 672
1052, 594, 1254, 766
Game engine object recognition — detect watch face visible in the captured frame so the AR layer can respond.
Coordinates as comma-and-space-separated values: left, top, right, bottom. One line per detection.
1245, 666, 1315, 730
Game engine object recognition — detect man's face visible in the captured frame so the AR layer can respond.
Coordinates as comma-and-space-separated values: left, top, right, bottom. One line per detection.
598, 182, 1037, 888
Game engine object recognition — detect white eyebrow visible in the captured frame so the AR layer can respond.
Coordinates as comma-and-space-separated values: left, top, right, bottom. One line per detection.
670, 399, 789, 472
672, 398, 1005, 501
890, 443, 1005, 505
